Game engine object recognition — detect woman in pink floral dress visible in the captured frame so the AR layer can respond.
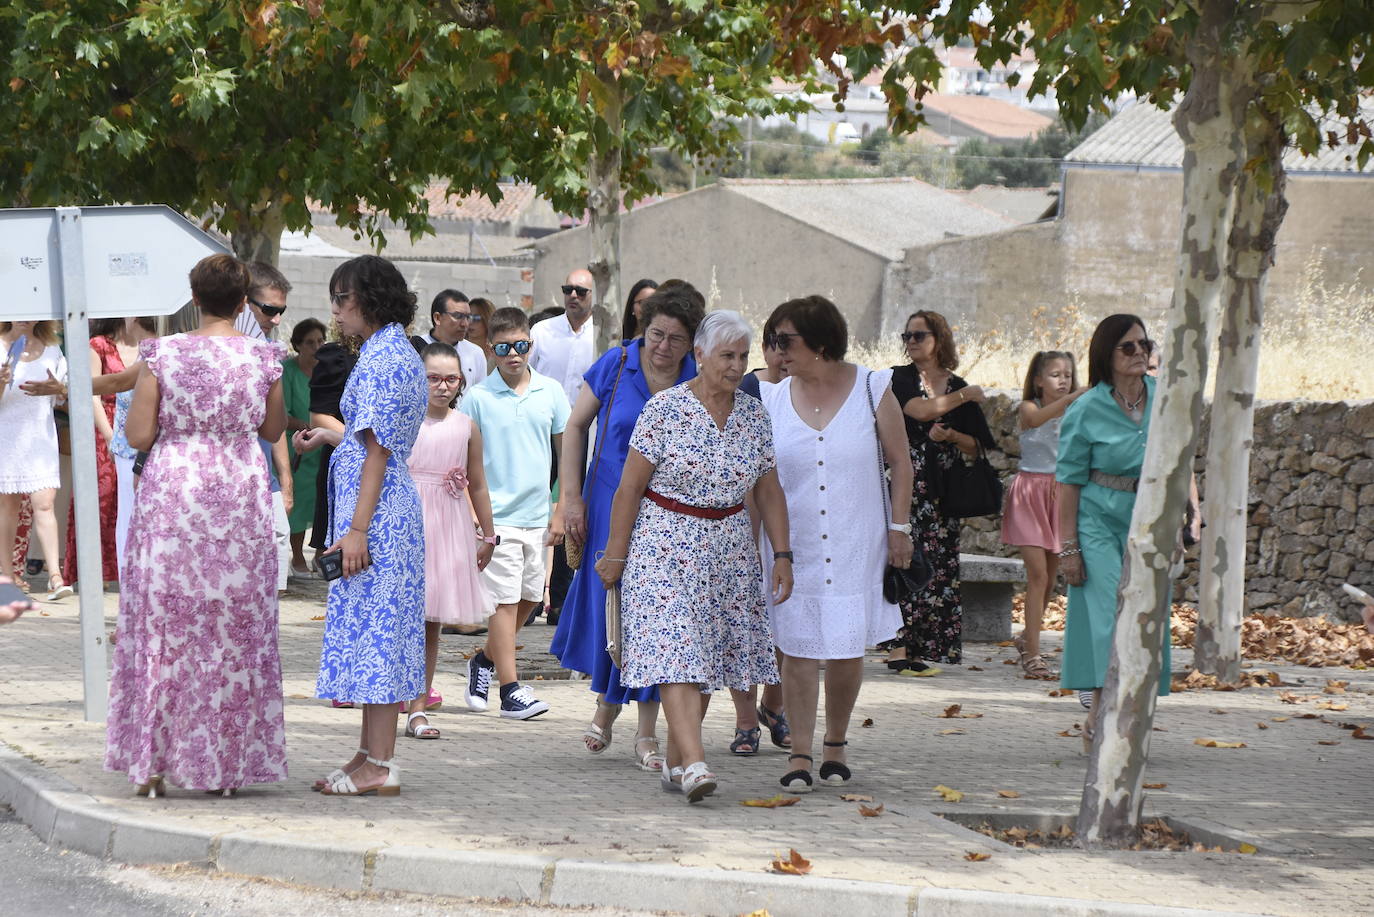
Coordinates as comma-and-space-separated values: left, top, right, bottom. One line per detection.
105, 254, 289, 797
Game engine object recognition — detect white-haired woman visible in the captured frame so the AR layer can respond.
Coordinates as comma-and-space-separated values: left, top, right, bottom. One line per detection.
597, 310, 792, 804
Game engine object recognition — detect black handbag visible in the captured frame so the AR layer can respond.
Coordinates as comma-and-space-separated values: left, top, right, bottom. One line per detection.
865, 372, 932, 604
939, 439, 1003, 519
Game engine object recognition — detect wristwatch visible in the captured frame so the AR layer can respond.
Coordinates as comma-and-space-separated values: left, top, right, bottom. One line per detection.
887, 522, 912, 535
480, 534, 501, 546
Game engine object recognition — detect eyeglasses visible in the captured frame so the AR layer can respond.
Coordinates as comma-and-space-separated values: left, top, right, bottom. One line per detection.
442, 310, 473, 322
561, 285, 591, 297
426, 373, 462, 386
467, 315, 483, 324
328, 290, 353, 306
1116, 339, 1156, 357
250, 298, 287, 318
492, 340, 532, 356
764, 332, 800, 352
645, 328, 690, 349
900, 330, 932, 344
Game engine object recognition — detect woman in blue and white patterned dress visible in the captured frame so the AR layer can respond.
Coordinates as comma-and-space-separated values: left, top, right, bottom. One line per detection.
294, 256, 427, 798
596, 311, 792, 805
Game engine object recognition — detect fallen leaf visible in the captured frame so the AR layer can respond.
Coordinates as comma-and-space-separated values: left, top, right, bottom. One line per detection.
996, 640, 1015, 647
1317, 739, 1340, 746
769, 849, 811, 876
1316, 701, 1349, 711
741, 911, 772, 917
996, 789, 1021, 798
1047, 688, 1074, 697
933, 784, 964, 802
39, 611, 50, 617
1209, 708, 1228, 715
1056, 728, 1081, 738
309, 615, 324, 621
940, 704, 983, 719
963, 851, 991, 861
967, 665, 984, 671
1142, 782, 1168, 789
938, 728, 966, 735
1271, 716, 1289, 722
1323, 679, 1349, 695
1256, 722, 1270, 729
1194, 738, 1247, 748
858, 802, 884, 817
839, 793, 874, 802
741, 794, 800, 808
1295, 713, 1320, 719
1278, 692, 1301, 704
861, 718, 874, 728
1002, 658, 1018, 665
1352, 726, 1374, 739
1238, 843, 1257, 854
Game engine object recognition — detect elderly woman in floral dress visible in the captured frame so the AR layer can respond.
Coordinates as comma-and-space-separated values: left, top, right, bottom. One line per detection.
596, 310, 792, 805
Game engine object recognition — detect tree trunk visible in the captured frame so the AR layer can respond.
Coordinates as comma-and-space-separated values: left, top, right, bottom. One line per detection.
1076, 0, 1255, 848
588, 68, 624, 355
228, 196, 286, 266
1194, 105, 1288, 682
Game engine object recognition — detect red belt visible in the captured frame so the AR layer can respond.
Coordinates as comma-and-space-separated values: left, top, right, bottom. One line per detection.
645, 488, 744, 520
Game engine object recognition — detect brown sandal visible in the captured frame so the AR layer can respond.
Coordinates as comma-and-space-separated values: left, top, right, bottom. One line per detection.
1013, 634, 1054, 680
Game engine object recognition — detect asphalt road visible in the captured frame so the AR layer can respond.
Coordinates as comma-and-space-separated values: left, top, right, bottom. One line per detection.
0, 806, 660, 917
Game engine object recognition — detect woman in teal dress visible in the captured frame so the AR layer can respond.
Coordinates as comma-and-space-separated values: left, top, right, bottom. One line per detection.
282, 318, 326, 574
1055, 314, 1170, 745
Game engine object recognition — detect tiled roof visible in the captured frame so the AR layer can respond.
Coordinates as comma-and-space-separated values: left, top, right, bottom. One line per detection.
1066, 101, 1374, 173
917, 93, 1053, 141
718, 177, 1015, 260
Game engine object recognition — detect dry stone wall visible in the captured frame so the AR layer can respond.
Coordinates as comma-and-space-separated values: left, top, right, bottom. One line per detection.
960, 393, 1374, 618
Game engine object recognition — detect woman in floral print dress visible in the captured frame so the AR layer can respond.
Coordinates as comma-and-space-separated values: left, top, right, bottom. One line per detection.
884, 310, 995, 673
104, 255, 288, 797
596, 311, 792, 805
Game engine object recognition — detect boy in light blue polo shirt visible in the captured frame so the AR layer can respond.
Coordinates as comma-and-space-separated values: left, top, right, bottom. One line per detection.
459, 307, 570, 720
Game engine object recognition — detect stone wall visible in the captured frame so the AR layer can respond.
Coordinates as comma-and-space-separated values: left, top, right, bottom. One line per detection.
959, 393, 1374, 617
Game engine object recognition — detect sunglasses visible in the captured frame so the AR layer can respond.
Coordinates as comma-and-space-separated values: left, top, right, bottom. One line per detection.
492, 340, 532, 356
426, 373, 462, 386
764, 332, 800, 352
900, 330, 933, 344
328, 290, 352, 306
442, 310, 473, 322
561, 285, 591, 296
250, 298, 287, 318
1116, 339, 1156, 357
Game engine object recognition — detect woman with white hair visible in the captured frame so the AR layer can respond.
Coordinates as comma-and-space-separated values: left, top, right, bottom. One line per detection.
597, 310, 792, 804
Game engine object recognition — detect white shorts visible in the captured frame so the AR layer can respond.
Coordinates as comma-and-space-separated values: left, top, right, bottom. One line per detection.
481, 525, 547, 605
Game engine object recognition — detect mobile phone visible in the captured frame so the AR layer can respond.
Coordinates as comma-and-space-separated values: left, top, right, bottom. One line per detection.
1342, 583, 1373, 605
318, 549, 344, 582
0, 583, 35, 611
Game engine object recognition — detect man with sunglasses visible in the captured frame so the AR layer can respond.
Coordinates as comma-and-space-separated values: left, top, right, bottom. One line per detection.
410, 289, 487, 397
531, 268, 597, 407
459, 307, 570, 720
235, 262, 295, 595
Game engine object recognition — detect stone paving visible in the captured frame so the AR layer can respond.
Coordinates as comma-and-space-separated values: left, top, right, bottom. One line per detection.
1, 576, 1372, 916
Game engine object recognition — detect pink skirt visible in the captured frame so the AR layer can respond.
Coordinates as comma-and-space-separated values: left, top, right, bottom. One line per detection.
416, 479, 496, 624
1000, 471, 1061, 552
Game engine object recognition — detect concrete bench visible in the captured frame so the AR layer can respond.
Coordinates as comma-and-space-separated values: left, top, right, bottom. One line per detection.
959, 553, 1027, 643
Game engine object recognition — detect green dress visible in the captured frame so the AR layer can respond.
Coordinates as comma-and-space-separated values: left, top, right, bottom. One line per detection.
1055, 377, 1170, 694
281, 357, 320, 535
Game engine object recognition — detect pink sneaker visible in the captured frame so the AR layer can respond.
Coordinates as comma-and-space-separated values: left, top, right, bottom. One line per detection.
425, 688, 443, 711
331, 699, 354, 709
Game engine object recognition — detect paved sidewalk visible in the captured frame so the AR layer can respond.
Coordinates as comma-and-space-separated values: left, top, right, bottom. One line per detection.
0, 578, 1370, 916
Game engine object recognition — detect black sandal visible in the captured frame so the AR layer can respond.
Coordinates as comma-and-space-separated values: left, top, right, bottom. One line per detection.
780, 754, 813, 794
757, 703, 791, 749
730, 726, 761, 756
819, 740, 851, 786
884, 658, 911, 672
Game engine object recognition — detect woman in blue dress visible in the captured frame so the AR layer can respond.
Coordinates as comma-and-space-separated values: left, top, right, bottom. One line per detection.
1056, 313, 1171, 752
294, 256, 428, 798
550, 285, 703, 772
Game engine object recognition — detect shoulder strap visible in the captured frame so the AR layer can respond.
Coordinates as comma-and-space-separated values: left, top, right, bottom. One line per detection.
865, 371, 892, 527
586, 345, 629, 489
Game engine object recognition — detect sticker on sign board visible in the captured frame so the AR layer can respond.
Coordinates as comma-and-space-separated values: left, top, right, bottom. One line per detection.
19, 256, 44, 270
108, 253, 148, 276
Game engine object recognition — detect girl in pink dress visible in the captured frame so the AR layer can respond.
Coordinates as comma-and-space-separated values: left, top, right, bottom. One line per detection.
403, 342, 497, 739
1000, 351, 1086, 680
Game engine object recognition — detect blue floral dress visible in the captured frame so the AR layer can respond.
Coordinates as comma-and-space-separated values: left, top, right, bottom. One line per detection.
550, 341, 696, 705
315, 323, 428, 705
619, 384, 780, 692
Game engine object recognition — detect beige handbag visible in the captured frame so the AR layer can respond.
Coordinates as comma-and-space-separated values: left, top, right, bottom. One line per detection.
567, 345, 629, 571
604, 581, 623, 669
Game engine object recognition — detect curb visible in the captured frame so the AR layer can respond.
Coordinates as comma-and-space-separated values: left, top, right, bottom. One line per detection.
0, 743, 1273, 917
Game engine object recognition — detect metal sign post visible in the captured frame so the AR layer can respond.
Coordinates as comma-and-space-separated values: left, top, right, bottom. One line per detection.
1, 205, 229, 722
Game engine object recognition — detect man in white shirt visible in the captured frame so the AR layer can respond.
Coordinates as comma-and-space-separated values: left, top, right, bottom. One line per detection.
238, 261, 294, 595
411, 289, 488, 395
529, 268, 596, 405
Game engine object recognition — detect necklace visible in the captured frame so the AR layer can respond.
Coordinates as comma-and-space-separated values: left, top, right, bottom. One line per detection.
1114, 386, 1144, 413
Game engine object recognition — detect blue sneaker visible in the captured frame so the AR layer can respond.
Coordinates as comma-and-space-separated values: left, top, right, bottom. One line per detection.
465, 653, 494, 712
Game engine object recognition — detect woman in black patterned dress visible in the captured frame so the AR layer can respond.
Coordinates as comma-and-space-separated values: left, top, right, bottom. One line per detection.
884, 311, 994, 673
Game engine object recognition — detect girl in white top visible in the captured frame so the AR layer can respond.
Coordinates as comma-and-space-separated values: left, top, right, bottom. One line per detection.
758, 296, 913, 794
1000, 350, 1086, 679
0, 320, 71, 601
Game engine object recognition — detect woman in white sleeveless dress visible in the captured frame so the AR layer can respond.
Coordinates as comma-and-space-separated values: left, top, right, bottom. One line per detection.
759, 296, 913, 794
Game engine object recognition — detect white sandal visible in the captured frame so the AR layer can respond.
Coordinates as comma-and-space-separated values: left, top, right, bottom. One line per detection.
680, 761, 717, 804
313, 747, 366, 791
583, 700, 621, 754
322, 755, 400, 797
660, 765, 684, 794
405, 711, 441, 739
634, 735, 665, 772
